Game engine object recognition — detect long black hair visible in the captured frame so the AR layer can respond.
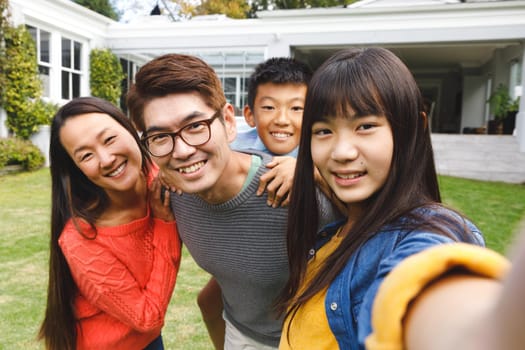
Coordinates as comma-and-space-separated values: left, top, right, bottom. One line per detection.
38, 97, 151, 350
276, 47, 474, 323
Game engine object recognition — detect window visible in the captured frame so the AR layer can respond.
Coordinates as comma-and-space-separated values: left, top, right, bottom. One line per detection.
119, 57, 139, 113
194, 50, 263, 115
26, 25, 51, 97
61, 38, 82, 99
223, 76, 248, 115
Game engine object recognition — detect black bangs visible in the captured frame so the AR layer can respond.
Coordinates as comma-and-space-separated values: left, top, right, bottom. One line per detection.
305, 52, 386, 125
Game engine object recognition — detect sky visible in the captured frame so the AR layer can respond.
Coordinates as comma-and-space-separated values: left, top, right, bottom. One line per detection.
110, 0, 198, 22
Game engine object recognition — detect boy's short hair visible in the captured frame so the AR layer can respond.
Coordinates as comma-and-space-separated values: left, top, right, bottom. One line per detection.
127, 53, 226, 132
247, 57, 312, 110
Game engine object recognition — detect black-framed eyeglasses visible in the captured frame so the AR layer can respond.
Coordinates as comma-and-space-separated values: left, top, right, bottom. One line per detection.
142, 111, 221, 157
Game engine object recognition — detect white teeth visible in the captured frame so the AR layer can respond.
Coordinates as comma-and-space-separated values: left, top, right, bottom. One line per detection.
107, 163, 125, 177
178, 161, 205, 174
338, 172, 364, 179
271, 132, 291, 139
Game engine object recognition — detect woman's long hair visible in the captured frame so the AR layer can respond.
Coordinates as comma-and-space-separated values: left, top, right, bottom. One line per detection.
276, 48, 474, 324
38, 97, 151, 350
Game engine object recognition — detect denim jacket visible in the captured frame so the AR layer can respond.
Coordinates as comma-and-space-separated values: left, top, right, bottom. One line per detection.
310, 208, 484, 350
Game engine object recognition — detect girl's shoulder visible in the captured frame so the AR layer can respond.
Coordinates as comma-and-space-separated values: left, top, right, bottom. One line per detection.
392, 205, 484, 246
58, 218, 97, 249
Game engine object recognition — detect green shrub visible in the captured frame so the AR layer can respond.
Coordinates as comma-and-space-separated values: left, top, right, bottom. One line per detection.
0, 137, 45, 171
90, 48, 125, 106
0, 0, 10, 106
3, 24, 45, 139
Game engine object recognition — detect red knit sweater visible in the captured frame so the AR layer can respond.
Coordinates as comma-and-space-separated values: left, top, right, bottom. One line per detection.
59, 214, 181, 350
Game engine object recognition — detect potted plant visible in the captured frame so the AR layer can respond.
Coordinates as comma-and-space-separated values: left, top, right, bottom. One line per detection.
487, 84, 512, 134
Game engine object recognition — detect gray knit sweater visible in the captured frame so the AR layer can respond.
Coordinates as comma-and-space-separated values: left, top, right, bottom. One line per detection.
170, 151, 338, 346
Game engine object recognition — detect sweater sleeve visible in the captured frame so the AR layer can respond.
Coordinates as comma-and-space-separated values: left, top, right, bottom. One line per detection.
60, 219, 181, 333
365, 243, 510, 350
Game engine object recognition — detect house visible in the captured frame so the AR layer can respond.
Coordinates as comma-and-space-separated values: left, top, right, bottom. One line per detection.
4, 0, 525, 182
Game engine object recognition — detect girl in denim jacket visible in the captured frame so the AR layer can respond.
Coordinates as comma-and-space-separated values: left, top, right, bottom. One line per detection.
276, 48, 523, 350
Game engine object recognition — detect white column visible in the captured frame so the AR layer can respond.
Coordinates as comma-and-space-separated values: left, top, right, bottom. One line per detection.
517, 44, 525, 152
0, 108, 8, 138
30, 125, 50, 167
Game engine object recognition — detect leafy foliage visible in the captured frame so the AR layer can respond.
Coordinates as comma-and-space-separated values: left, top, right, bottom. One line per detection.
249, 0, 358, 15
195, 0, 250, 19
191, 0, 359, 18
0, 137, 45, 171
73, 0, 119, 20
487, 84, 518, 120
1, 0, 11, 106
90, 48, 125, 106
3, 25, 51, 139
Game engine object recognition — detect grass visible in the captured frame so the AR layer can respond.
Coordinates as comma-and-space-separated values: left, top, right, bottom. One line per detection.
0, 168, 213, 350
1, 168, 524, 348
439, 176, 525, 253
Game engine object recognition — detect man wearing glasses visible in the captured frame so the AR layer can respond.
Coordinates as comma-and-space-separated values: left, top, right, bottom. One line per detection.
127, 53, 337, 350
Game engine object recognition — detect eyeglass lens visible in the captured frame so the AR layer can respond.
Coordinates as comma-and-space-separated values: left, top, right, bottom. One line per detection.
144, 118, 214, 157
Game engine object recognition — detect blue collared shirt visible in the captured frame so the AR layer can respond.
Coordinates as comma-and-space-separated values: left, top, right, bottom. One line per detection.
231, 127, 298, 158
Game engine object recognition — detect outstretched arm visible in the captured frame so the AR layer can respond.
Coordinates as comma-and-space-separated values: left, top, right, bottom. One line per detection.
404, 274, 501, 350
366, 241, 513, 350
405, 230, 525, 350
367, 231, 525, 350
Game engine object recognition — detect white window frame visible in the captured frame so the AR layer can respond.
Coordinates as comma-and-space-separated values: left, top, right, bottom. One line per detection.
26, 25, 52, 97
61, 37, 83, 100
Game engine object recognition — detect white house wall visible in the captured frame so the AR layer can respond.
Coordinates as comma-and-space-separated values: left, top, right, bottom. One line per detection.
9, 0, 114, 104
462, 76, 487, 132
4, 0, 525, 154
106, 2, 525, 56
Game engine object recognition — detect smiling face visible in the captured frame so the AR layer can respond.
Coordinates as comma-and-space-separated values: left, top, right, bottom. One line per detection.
311, 113, 393, 215
142, 92, 237, 199
59, 112, 143, 195
244, 82, 306, 155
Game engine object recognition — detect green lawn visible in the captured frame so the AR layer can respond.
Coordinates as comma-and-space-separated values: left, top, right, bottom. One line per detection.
0, 168, 524, 349
0, 168, 213, 349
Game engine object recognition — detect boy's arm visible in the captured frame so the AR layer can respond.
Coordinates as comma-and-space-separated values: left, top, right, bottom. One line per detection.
257, 156, 296, 207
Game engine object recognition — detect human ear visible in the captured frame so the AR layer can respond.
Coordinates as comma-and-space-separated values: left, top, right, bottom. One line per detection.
421, 111, 428, 130
243, 105, 257, 128
223, 104, 238, 143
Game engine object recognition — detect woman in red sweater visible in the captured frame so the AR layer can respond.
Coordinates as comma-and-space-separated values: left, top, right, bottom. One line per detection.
38, 97, 181, 350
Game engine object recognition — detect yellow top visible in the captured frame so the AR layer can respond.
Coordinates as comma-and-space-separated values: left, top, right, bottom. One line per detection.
279, 232, 345, 350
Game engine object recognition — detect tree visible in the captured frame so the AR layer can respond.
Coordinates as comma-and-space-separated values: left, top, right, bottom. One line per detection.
194, 0, 250, 19
73, 0, 119, 21
249, 0, 359, 16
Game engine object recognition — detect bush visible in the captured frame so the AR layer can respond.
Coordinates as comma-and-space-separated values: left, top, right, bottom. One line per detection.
0, 137, 45, 171
90, 48, 125, 106
3, 24, 45, 139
